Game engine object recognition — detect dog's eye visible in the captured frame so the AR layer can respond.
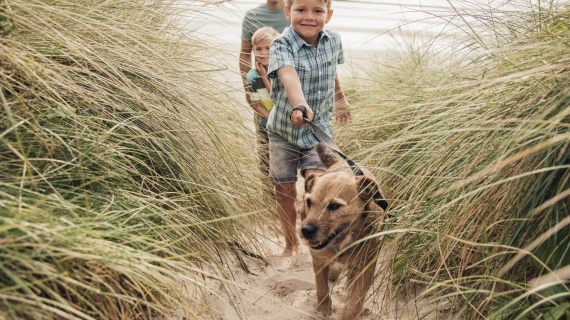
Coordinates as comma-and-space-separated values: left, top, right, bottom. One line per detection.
306, 199, 312, 208
327, 203, 341, 211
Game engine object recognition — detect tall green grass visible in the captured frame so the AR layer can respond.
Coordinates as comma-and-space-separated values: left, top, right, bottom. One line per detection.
339, 1, 570, 318
0, 0, 269, 318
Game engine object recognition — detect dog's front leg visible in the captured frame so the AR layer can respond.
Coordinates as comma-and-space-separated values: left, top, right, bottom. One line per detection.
312, 256, 332, 315
342, 257, 377, 320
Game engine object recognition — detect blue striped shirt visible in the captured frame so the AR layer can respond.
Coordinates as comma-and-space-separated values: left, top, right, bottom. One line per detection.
266, 26, 344, 149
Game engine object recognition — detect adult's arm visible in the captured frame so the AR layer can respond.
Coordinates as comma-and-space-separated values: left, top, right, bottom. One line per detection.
277, 65, 312, 127
240, 41, 253, 106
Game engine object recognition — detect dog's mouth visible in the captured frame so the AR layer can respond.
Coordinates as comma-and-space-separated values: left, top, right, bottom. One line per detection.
307, 224, 349, 250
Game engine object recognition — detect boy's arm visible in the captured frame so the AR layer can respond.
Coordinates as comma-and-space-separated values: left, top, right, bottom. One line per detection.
277, 65, 313, 127
252, 101, 270, 121
255, 61, 272, 93
245, 71, 269, 121
334, 74, 352, 125
260, 74, 272, 94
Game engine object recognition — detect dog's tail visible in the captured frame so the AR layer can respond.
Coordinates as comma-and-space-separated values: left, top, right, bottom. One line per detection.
316, 143, 348, 169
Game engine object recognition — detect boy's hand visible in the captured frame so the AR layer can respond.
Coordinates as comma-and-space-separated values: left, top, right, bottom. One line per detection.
255, 61, 267, 77
291, 105, 313, 127
334, 99, 352, 125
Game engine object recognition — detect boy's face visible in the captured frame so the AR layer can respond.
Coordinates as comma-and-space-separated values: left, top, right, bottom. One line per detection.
285, 0, 333, 46
253, 38, 272, 67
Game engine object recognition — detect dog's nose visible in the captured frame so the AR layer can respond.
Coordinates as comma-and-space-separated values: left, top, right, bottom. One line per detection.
301, 224, 318, 239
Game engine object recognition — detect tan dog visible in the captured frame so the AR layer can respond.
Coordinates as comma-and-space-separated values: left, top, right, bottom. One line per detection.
301, 143, 385, 320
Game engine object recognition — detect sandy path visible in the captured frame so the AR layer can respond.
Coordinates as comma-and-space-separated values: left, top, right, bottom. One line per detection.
167, 46, 452, 319
169, 177, 450, 320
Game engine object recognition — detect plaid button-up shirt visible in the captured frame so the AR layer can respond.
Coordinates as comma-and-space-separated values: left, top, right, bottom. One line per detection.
266, 26, 344, 149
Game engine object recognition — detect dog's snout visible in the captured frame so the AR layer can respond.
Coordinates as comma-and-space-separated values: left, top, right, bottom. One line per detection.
301, 224, 318, 239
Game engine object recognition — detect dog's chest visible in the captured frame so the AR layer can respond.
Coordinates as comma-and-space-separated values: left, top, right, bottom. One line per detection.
332, 230, 362, 262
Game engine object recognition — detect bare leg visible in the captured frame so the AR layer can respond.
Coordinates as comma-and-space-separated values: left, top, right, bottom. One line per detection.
274, 182, 299, 257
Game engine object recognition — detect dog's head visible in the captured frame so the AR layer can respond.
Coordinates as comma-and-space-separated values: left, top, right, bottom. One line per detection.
300, 143, 382, 250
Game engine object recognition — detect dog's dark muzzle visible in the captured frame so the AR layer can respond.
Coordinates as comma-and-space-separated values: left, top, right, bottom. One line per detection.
301, 223, 318, 240
303, 223, 348, 250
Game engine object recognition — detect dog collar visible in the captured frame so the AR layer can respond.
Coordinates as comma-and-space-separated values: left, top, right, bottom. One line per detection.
331, 229, 360, 254
332, 243, 340, 254
311, 226, 362, 252
311, 224, 348, 250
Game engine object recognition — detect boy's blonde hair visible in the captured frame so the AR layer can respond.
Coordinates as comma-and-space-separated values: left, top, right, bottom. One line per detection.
286, 0, 332, 11
251, 27, 280, 46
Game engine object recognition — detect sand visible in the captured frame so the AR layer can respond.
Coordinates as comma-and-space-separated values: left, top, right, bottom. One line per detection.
166, 45, 454, 319
168, 177, 452, 320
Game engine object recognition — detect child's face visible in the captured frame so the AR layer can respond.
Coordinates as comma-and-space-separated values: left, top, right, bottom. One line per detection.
253, 38, 272, 67
285, 0, 333, 46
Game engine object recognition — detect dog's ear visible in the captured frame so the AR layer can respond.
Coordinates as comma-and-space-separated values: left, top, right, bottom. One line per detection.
355, 175, 382, 202
316, 143, 344, 169
305, 172, 323, 193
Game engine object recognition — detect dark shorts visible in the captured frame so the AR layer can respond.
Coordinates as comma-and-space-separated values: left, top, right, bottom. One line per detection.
268, 131, 326, 184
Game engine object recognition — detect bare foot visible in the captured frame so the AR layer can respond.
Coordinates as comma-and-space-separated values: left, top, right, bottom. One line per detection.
280, 244, 299, 257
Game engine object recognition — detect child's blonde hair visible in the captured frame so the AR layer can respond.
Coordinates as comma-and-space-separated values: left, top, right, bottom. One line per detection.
251, 27, 280, 46
286, 0, 332, 11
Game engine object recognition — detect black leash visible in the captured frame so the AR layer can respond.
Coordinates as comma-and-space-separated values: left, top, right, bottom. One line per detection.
291, 106, 389, 211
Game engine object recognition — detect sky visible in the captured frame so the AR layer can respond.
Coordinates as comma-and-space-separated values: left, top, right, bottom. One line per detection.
182, 0, 465, 53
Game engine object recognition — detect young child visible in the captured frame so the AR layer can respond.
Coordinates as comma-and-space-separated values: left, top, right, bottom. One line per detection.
246, 27, 280, 181
266, 0, 351, 257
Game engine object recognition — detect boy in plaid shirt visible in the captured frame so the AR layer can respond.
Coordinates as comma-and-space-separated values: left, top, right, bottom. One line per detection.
266, 0, 351, 256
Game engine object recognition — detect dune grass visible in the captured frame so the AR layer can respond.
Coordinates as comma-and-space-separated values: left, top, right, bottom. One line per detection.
0, 0, 271, 318
338, 1, 570, 318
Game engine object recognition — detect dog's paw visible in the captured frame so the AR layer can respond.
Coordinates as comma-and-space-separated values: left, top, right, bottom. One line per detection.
359, 308, 372, 318
316, 299, 333, 316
